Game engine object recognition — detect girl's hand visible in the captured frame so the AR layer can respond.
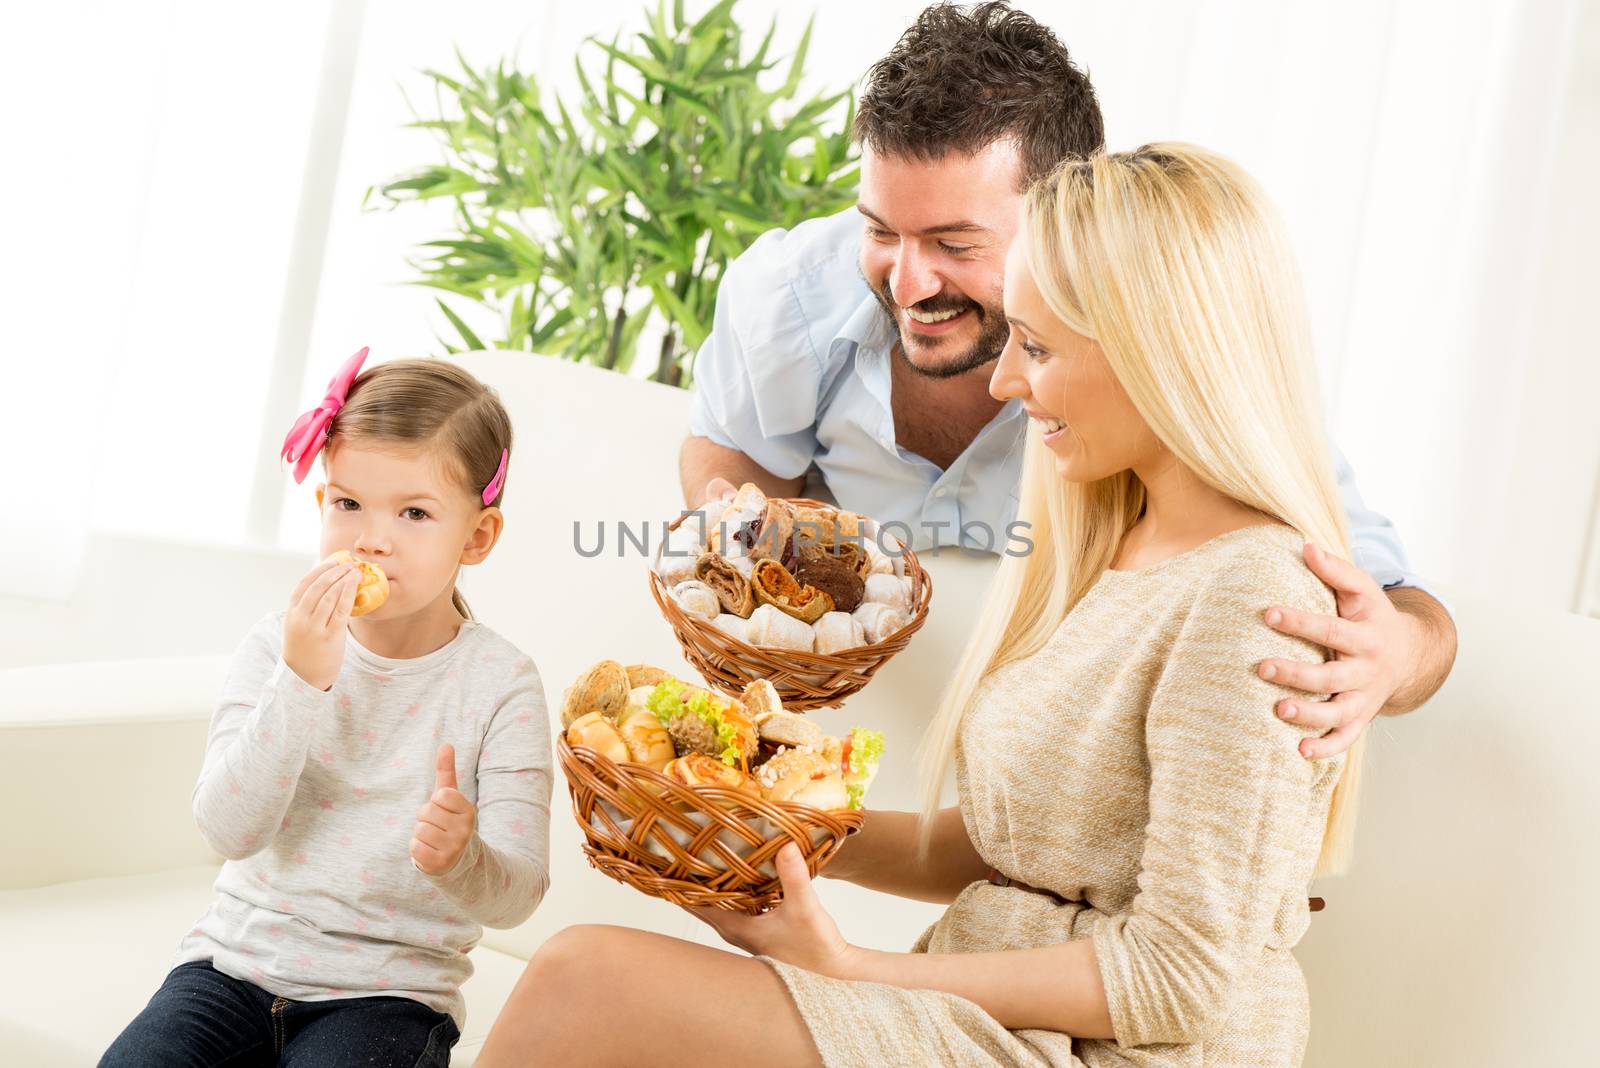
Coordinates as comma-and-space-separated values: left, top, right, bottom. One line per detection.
282, 557, 359, 691
411, 744, 478, 876
689, 843, 858, 978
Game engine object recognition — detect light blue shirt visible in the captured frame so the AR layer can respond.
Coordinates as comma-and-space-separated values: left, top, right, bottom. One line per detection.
689, 208, 1431, 595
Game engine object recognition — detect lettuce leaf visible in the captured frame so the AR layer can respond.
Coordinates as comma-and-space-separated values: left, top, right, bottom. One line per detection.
847, 727, 884, 781
646, 677, 743, 765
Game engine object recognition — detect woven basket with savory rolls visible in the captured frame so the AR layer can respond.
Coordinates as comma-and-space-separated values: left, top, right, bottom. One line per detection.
649, 482, 933, 711
557, 660, 884, 913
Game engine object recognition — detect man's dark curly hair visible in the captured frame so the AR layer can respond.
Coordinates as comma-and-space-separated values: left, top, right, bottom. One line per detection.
855, 2, 1104, 189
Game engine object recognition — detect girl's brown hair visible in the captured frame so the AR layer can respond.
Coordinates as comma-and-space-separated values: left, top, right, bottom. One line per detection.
323, 358, 513, 621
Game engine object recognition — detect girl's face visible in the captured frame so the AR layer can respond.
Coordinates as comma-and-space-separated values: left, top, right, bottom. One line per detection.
316, 442, 500, 620
988, 234, 1165, 483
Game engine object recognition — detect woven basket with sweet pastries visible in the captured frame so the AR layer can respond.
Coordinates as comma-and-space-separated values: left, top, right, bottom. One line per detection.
557, 660, 884, 913
649, 483, 932, 711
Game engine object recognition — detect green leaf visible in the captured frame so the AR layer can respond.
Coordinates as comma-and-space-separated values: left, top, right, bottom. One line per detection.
436, 298, 486, 351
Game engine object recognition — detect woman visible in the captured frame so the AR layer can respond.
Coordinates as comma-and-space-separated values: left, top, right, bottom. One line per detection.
476, 143, 1364, 1067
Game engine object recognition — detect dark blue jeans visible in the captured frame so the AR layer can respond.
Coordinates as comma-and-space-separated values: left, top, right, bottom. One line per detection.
99, 960, 459, 1067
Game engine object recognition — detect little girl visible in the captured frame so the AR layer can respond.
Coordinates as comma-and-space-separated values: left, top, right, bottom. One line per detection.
101, 351, 553, 1068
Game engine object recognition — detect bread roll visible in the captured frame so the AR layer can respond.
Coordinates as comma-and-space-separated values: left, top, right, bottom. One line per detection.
756, 749, 848, 809
560, 660, 631, 727
617, 709, 674, 772
565, 711, 628, 764
323, 550, 389, 616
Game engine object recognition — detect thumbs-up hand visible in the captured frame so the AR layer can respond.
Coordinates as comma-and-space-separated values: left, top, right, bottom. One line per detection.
409, 743, 477, 876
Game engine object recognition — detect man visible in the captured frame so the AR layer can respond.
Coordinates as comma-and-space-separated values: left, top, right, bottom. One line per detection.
679, 1, 1455, 756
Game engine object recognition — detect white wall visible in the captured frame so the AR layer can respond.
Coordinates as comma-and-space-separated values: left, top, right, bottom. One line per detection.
3, 0, 1597, 669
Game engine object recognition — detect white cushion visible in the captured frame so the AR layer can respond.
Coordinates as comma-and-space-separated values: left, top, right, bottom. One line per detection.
0, 865, 527, 1066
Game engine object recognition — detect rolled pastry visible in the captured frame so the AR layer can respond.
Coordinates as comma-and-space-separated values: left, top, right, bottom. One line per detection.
853, 601, 908, 644
863, 573, 913, 614
752, 559, 833, 624
657, 521, 709, 584
695, 552, 756, 618
670, 579, 721, 622
706, 482, 767, 556
813, 611, 866, 655
711, 613, 751, 644
746, 604, 815, 653
793, 552, 865, 613
676, 498, 729, 544
863, 537, 897, 577
741, 499, 795, 563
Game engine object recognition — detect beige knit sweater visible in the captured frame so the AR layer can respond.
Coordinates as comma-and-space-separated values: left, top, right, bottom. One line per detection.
765, 523, 1346, 1067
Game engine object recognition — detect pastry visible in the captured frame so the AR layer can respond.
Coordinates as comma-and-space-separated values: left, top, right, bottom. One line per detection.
626, 664, 670, 689
740, 679, 783, 720
752, 560, 833, 624
656, 522, 707, 585
323, 550, 389, 616
746, 604, 815, 652
617, 708, 675, 772
560, 659, 631, 727
738, 499, 796, 563
711, 613, 751, 643
662, 753, 760, 805
863, 573, 913, 615
792, 553, 865, 613
863, 537, 897, 577
565, 711, 629, 764
670, 579, 721, 621
755, 710, 824, 752
800, 538, 870, 581
706, 483, 767, 556
852, 602, 908, 645
813, 611, 866, 655
695, 552, 756, 618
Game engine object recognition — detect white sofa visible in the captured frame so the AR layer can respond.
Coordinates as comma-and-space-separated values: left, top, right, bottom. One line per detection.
3, 353, 1597, 1065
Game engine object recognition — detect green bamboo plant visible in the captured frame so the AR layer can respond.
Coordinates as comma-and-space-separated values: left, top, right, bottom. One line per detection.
370, 0, 860, 386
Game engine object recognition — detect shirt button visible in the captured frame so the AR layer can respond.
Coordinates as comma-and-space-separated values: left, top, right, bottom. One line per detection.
934, 487, 949, 498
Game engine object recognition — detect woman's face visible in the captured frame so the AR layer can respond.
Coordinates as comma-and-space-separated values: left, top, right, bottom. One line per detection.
989, 234, 1165, 483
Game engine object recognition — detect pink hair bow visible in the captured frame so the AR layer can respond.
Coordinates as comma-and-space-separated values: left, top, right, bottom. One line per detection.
280, 347, 369, 484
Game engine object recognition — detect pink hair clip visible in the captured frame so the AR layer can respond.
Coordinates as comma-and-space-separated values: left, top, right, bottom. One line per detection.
483, 448, 508, 506
280, 347, 369, 484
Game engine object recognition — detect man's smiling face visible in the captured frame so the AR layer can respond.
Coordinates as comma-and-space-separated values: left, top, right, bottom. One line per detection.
857, 139, 1024, 380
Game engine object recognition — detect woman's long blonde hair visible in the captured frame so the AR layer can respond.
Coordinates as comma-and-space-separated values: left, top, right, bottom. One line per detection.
917, 143, 1362, 875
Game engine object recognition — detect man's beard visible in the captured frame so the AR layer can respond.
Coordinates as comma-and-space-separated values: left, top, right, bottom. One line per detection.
866, 271, 1009, 380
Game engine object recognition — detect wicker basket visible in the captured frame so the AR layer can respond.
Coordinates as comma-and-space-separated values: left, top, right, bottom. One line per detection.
558, 734, 865, 913
649, 498, 933, 711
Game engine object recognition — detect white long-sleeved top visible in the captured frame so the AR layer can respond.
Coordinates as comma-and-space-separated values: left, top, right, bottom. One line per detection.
176, 609, 553, 1031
